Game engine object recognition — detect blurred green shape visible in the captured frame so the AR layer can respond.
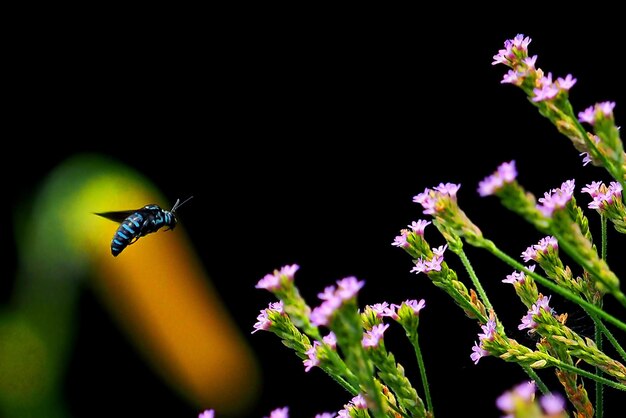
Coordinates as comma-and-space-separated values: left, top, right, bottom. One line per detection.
1, 154, 152, 418
1, 153, 260, 417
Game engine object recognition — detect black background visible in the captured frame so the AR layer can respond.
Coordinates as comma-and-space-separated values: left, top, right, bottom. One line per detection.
4, 10, 626, 417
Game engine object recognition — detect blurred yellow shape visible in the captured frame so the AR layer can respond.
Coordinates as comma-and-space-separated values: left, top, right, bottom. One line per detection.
8, 153, 259, 416
93, 216, 258, 412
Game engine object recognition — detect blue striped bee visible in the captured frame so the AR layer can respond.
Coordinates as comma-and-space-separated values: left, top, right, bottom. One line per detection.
95, 196, 193, 256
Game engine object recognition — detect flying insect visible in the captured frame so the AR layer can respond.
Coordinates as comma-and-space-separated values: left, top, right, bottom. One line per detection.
95, 196, 193, 256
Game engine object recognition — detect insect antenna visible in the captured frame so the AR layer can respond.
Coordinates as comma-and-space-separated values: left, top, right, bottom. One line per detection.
171, 195, 194, 213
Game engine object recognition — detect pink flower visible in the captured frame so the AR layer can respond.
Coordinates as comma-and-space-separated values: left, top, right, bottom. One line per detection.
362, 323, 390, 348
478, 161, 517, 197
266, 407, 289, 418
256, 264, 300, 291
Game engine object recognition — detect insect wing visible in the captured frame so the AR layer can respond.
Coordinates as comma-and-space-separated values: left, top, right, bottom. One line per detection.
94, 209, 140, 224
95, 199, 191, 257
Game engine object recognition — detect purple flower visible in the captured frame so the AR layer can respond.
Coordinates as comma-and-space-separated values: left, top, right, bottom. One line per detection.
425, 254, 444, 272
497, 161, 517, 182
579, 135, 601, 165
410, 259, 428, 274
252, 301, 284, 334
303, 341, 321, 372
590, 192, 612, 210
266, 407, 289, 418
256, 264, 300, 291
403, 299, 426, 315
434, 182, 461, 197
302, 357, 318, 372
520, 246, 537, 263
432, 244, 447, 257
578, 101, 616, 125
367, 302, 401, 320
391, 299, 425, 323
519, 295, 554, 331
351, 394, 368, 409
391, 231, 409, 248
524, 55, 537, 68
514, 381, 537, 400
413, 188, 437, 213
518, 312, 536, 331
512, 34, 532, 49
503, 265, 535, 284
318, 285, 336, 301
478, 175, 504, 197
540, 393, 565, 414
537, 179, 575, 217
532, 73, 559, 102
478, 318, 497, 342
362, 323, 390, 348
496, 381, 536, 412
522, 236, 558, 262
414, 183, 461, 215
497, 55, 536, 84
560, 179, 575, 195
252, 310, 271, 334
310, 302, 336, 327
256, 273, 281, 291
310, 277, 365, 326
336, 277, 365, 299
478, 160, 517, 196
377, 303, 399, 320
471, 318, 499, 364
556, 74, 577, 90
199, 410, 215, 418
492, 34, 532, 66
408, 219, 431, 235
583, 181, 623, 212
314, 413, 336, 418
581, 181, 603, 197
609, 181, 623, 197
501, 69, 522, 85
336, 394, 367, 417
369, 302, 390, 318
536, 236, 558, 252
598, 101, 616, 116
470, 341, 489, 364
323, 332, 337, 349
578, 105, 595, 124
410, 245, 446, 275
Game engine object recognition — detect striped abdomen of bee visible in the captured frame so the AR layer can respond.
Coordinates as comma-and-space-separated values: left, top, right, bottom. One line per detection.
95, 197, 192, 256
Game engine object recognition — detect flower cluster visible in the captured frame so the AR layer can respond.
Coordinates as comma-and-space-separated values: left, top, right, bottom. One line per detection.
200, 33, 626, 418
250, 264, 430, 417
496, 381, 566, 418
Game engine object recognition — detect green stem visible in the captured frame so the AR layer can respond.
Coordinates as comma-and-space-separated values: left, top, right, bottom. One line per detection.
550, 358, 626, 392
321, 369, 358, 398
597, 215, 607, 418
456, 249, 493, 312
332, 306, 386, 418
601, 215, 608, 261
410, 332, 434, 415
595, 319, 604, 418
593, 216, 626, 360
571, 114, 624, 185
484, 241, 626, 332
441, 282, 488, 324
552, 234, 626, 309
588, 312, 626, 362
521, 365, 549, 394
387, 403, 410, 418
